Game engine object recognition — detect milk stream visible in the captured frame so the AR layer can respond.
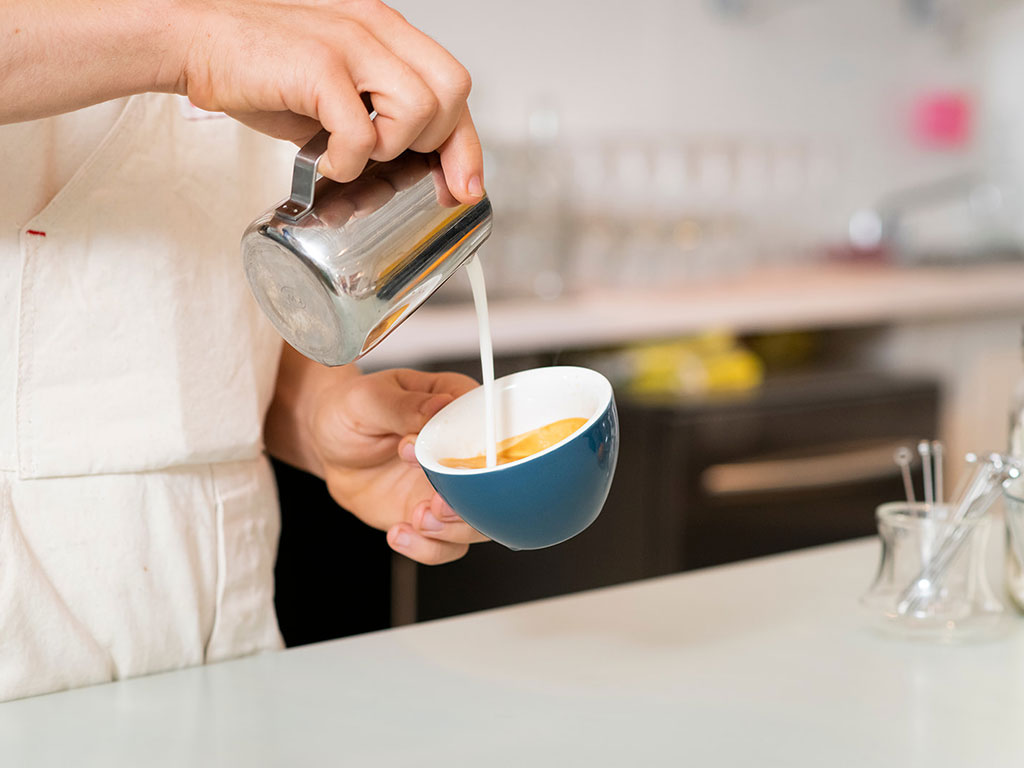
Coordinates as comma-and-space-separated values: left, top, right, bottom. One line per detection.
465, 255, 497, 468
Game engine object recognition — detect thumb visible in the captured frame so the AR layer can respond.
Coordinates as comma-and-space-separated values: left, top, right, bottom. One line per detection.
351, 374, 454, 439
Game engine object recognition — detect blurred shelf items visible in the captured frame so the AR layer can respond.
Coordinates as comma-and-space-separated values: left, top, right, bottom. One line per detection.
439, 132, 853, 302
445, 115, 1024, 303
421, 0, 1024, 303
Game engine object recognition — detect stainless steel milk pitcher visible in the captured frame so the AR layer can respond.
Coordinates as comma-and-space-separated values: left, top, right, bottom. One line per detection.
241, 130, 493, 366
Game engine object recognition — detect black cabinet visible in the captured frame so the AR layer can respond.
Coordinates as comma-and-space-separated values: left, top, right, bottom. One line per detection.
647, 372, 939, 571
272, 460, 392, 646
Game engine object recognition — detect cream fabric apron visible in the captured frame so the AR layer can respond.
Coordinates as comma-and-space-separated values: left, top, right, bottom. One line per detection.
0, 94, 295, 700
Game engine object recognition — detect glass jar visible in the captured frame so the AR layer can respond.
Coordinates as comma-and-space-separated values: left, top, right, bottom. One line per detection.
861, 501, 1004, 641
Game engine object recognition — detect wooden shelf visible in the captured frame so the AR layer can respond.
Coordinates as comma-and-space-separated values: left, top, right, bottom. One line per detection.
361, 261, 1024, 367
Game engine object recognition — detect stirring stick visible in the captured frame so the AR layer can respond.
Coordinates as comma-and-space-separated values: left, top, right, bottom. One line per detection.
917, 440, 935, 569
932, 440, 944, 505
919, 440, 933, 507
465, 255, 497, 468
894, 447, 916, 503
950, 452, 980, 504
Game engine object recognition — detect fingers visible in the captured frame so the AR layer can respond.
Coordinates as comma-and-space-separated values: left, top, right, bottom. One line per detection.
392, 367, 480, 462
345, 371, 456, 440
413, 496, 489, 544
391, 368, 479, 399
353, 3, 474, 157
341, 34, 441, 164
383, 490, 488, 566
315, 71, 379, 182
386, 498, 489, 565
437, 108, 485, 204
313, 368, 477, 471
315, 42, 437, 180
387, 523, 469, 565
315, 96, 483, 202
354, 367, 477, 439
306, 9, 483, 198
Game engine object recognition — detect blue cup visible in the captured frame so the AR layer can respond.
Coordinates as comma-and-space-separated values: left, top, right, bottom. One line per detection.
415, 366, 618, 550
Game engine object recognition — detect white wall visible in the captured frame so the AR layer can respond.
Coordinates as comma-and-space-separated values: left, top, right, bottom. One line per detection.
398, 0, 983, 210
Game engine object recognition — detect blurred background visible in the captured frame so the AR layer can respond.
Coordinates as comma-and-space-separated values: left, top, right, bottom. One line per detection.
273, 0, 1024, 643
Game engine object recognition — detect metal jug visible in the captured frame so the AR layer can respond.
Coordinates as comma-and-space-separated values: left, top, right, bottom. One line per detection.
241, 130, 493, 366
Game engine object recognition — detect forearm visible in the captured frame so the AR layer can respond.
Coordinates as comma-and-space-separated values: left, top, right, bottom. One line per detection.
264, 342, 361, 479
0, 0, 187, 124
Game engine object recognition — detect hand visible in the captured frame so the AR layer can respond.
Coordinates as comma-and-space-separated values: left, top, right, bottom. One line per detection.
173, 0, 484, 202
267, 351, 491, 565
1, 0, 483, 204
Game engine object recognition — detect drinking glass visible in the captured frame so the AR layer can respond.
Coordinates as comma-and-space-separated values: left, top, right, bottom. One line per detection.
861, 501, 1005, 641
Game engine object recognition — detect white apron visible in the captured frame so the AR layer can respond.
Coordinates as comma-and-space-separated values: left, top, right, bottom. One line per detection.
0, 94, 295, 700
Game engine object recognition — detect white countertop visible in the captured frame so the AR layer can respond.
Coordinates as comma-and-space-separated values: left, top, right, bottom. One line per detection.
5, 538, 1024, 766
363, 262, 1024, 366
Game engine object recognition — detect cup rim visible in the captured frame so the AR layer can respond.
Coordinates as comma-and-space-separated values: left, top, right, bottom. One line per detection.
415, 365, 613, 477
875, 500, 987, 528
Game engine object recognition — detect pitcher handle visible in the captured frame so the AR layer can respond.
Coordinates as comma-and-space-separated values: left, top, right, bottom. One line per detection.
276, 129, 331, 222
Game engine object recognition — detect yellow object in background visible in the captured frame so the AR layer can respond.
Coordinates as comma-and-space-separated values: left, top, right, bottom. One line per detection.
627, 332, 764, 397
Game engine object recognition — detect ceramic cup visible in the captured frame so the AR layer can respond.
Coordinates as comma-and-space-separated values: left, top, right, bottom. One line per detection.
415, 366, 618, 550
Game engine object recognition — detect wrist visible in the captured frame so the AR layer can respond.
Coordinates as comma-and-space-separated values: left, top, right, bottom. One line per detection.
148, 0, 198, 95
265, 344, 361, 478
289, 368, 336, 480
77, 0, 192, 98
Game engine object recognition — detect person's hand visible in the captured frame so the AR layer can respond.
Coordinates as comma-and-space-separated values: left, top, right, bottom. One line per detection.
172, 0, 484, 203
306, 367, 489, 565
4, 1, 484, 199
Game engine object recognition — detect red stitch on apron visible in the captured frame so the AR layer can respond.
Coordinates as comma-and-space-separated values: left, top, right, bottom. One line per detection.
26, 230, 47, 237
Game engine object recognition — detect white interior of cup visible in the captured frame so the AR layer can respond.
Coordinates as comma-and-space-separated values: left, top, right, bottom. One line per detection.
416, 366, 612, 475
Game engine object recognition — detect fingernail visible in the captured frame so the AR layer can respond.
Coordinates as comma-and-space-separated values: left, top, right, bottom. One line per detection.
393, 530, 411, 549
420, 512, 444, 532
468, 175, 484, 198
399, 442, 417, 462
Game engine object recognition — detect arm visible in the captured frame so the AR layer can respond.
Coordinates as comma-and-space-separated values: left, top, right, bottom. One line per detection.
265, 343, 488, 565
0, 0, 484, 199
0, 0, 178, 122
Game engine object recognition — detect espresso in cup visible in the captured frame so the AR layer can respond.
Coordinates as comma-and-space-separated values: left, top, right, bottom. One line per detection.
440, 417, 588, 469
